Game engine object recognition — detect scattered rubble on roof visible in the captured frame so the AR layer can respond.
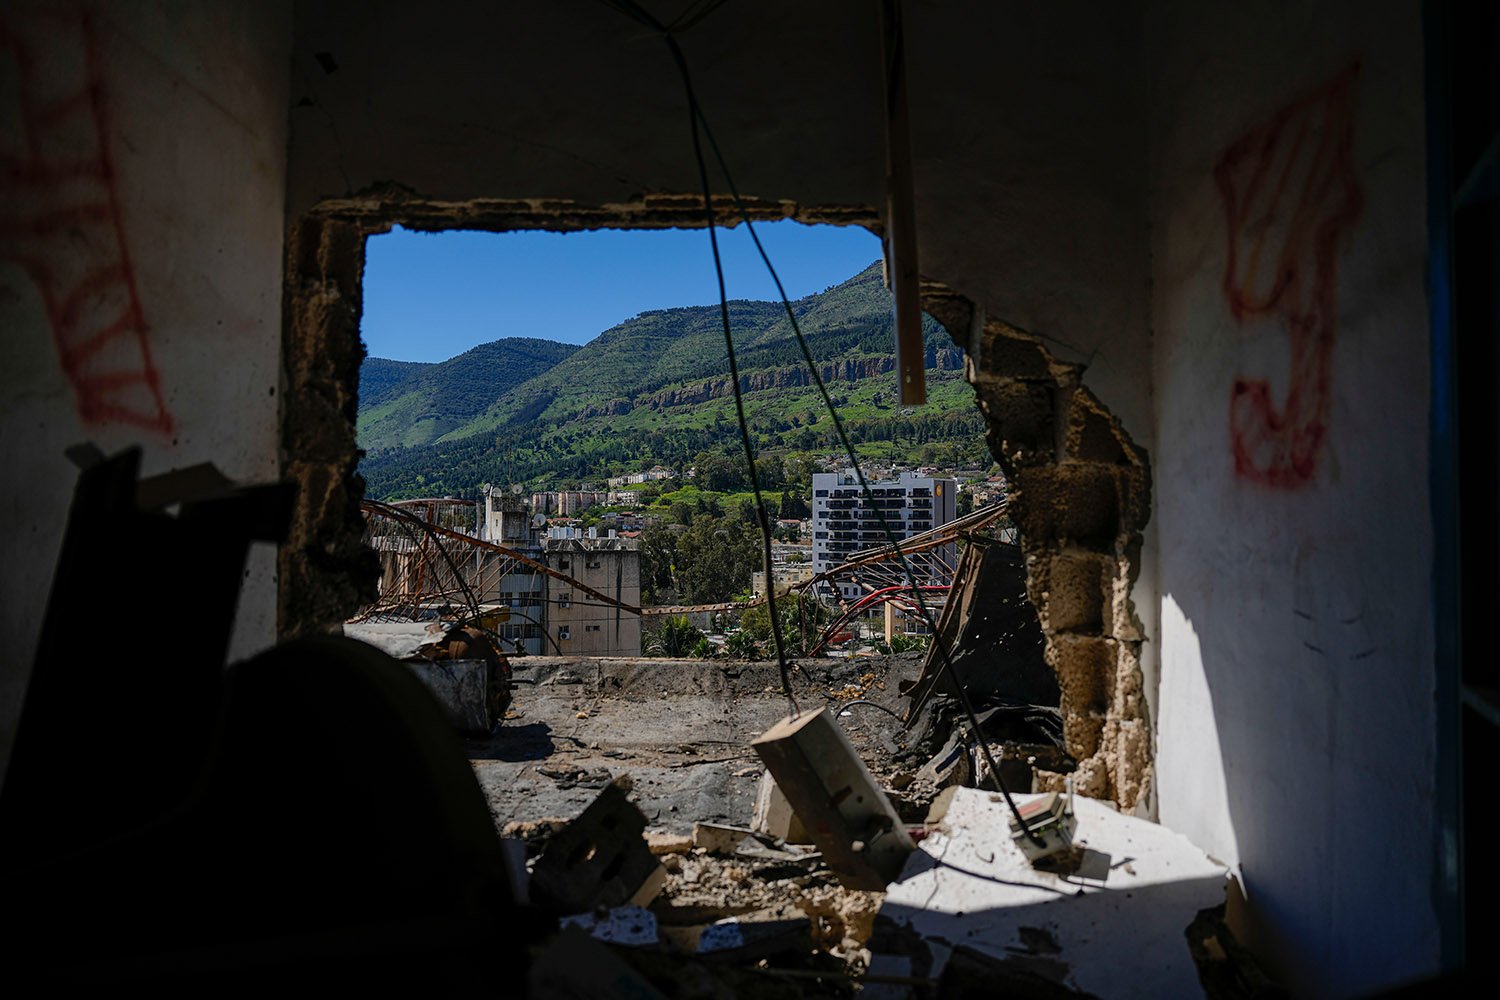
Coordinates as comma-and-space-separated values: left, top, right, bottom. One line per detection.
472, 645, 1244, 997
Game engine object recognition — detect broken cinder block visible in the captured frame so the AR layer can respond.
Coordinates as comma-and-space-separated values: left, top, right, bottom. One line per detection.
751, 708, 914, 889
529, 782, 667, 916
751, 770, 809, 844
644, 831, 694, 855
692, 822, 755, 856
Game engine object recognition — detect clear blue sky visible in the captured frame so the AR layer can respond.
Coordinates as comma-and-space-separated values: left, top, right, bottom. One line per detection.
360, 220, 883, 363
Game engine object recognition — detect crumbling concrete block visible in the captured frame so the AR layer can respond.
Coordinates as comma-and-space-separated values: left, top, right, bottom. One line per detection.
1040, 551, 1109, 635
1010, 464, 1121, 550
750, 771, 808, 844
692, 822, 755, 856
973, 379, 1056, 465
1049, 635, 1112, 715
751, 708, 914, 890
645, 831, 694, 856
529, 783, 666, 916
1063, 387, 1132, 465
403, 658, 491, 735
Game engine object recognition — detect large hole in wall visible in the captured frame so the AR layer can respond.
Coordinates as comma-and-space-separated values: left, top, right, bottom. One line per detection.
921, 286, 1153, 811
279, 191, 1152, 811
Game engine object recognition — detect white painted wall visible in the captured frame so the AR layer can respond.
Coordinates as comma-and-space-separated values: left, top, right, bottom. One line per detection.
1148, 1, 1437, 993
0, 1, 292, 781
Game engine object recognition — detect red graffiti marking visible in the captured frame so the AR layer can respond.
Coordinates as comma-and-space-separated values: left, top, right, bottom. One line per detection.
1215, 63, 1362, 488
0, 11, 173, 434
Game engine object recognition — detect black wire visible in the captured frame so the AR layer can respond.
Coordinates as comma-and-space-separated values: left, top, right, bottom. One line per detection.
592, 0, 1036, 846
681, 25, 1041, 846
832, 699, 905, 723
605, 0, 796, 715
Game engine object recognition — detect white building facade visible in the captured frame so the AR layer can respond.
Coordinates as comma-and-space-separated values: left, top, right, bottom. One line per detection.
811, 470, 957, 599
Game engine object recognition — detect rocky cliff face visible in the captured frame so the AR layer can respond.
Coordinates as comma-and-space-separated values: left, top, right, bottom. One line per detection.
624, 349, 964, 415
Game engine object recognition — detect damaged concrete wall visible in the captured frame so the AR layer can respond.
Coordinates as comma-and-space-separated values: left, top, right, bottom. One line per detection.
922, 289, 1154, 811
1146, 1, 1437, 993
0, 1, 292, 781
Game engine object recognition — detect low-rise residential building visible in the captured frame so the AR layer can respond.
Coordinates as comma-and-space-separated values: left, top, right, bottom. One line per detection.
606, 466, 676, 488
530, 490, 609, 517
544, 532, 641, 656
752, 562, 817, 596
477, 484, 548, 653
883, 601, 934, 641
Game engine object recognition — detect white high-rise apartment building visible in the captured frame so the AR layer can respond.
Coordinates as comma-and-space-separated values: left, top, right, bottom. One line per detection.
811, 470, 957, 599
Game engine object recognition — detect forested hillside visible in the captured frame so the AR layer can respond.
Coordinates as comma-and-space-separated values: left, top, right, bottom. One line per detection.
357, 261, 987, 498
357, 337, 578, 449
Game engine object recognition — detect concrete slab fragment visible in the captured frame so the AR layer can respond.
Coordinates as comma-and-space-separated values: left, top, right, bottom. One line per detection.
751, 708, 914, 889
868, 788, 1227, 999
403, 658, 491, 735
751, 770, 809, 844
530, 783, 667, 916
342, 622, 439, 660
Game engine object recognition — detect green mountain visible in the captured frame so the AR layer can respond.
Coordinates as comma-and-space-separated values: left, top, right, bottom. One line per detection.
357, 261, 987, 499
357, 337, 579, 449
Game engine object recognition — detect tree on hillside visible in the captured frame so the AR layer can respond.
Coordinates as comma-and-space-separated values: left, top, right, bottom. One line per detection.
639, 525, 679, 603
732, 497, 758, 527
675, 517, 758, 604
756, 454, 785, 490
695, 451, 748, 492
783, 453, 820, 495
957, 486, 975, 517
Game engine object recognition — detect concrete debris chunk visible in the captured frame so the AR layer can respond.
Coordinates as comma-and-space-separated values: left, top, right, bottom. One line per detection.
692, 822, 757, 856
403, 658, 494, 735
560, 904, 659, 947
529, 782, 667, 916
915, 728, 971, 791
867, 788, 1228, 1000
645, 831, 694, 855
751, 708, 914, 890
751, 770, 809, 844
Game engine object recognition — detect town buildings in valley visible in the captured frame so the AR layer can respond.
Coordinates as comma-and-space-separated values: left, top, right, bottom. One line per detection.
473, 484, 641, 655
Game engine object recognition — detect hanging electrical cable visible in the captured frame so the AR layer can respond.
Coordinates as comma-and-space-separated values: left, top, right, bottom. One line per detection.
598, 0, 797, 715
686, 112, 1041, 843
593, 0, 1038, 845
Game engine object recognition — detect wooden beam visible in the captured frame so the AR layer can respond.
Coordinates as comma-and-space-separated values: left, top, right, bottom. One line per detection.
881, 0, 925, 405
